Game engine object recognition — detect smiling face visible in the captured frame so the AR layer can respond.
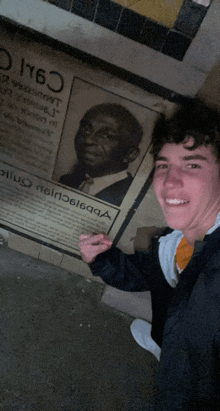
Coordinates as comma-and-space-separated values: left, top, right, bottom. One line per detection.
153, 138, 220, 243
74, 111, 137, 177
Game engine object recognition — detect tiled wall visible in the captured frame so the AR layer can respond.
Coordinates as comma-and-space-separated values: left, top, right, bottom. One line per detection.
113, 0, 183, 28
43, 0, 209, 61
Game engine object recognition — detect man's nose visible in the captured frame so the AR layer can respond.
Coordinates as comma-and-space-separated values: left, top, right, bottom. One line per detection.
163, 166, 183, 188
83, 130, 98, 144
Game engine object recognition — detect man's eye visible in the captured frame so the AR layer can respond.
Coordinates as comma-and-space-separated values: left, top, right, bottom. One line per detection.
99, 133, 117, 140
187, 164, 201, 169
81, 125, 91, 134
155, 164, 168, 169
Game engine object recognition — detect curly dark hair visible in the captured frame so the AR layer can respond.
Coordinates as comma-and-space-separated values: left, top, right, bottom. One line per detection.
151, 99, 220, 164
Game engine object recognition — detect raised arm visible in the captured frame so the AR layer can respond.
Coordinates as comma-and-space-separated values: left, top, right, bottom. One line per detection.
79, 232, 159, 292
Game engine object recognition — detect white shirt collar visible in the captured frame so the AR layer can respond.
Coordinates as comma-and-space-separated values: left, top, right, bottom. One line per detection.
206, 212, 220, 234
87, 170, 129, 196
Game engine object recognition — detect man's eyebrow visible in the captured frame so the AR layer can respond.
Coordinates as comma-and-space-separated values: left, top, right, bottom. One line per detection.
155, 156, 168, 161
80, 119, 90, 124
182, 155, 208, 161
155, 154, 208, 161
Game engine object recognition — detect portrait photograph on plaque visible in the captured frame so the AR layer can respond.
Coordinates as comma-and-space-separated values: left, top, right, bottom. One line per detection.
53, 77, 158, 207
0, 23, 166, 258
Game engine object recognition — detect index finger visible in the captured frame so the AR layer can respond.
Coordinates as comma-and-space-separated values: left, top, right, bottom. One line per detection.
79, 234, 93, 241
80, 233, 111, 246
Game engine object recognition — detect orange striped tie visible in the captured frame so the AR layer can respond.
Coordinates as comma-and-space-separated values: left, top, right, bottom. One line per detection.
175, 237, 194, 271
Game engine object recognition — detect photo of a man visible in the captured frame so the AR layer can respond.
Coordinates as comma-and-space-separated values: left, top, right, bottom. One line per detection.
59, 103, 143, 206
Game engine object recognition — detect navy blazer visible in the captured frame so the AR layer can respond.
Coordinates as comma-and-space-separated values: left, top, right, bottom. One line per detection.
89, 227, 220, 410
59, 172, 133, 206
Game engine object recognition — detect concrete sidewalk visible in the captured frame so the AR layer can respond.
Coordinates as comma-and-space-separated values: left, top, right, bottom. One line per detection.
0, 245, 157, 411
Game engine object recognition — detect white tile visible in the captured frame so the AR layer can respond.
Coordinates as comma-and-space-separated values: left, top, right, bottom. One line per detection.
61, 254, 104, 284
8, 233, 41, 258
39, 245, 63, 265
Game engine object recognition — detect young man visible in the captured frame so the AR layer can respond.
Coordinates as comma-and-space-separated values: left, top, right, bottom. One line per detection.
60, 103, 143, 206
79, 99, 220, 410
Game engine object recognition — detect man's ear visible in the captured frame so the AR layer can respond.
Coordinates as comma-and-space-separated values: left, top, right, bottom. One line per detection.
123, 147, 140, 164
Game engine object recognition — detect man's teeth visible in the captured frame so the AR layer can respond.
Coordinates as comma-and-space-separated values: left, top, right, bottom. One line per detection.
165, 199, 188, 205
